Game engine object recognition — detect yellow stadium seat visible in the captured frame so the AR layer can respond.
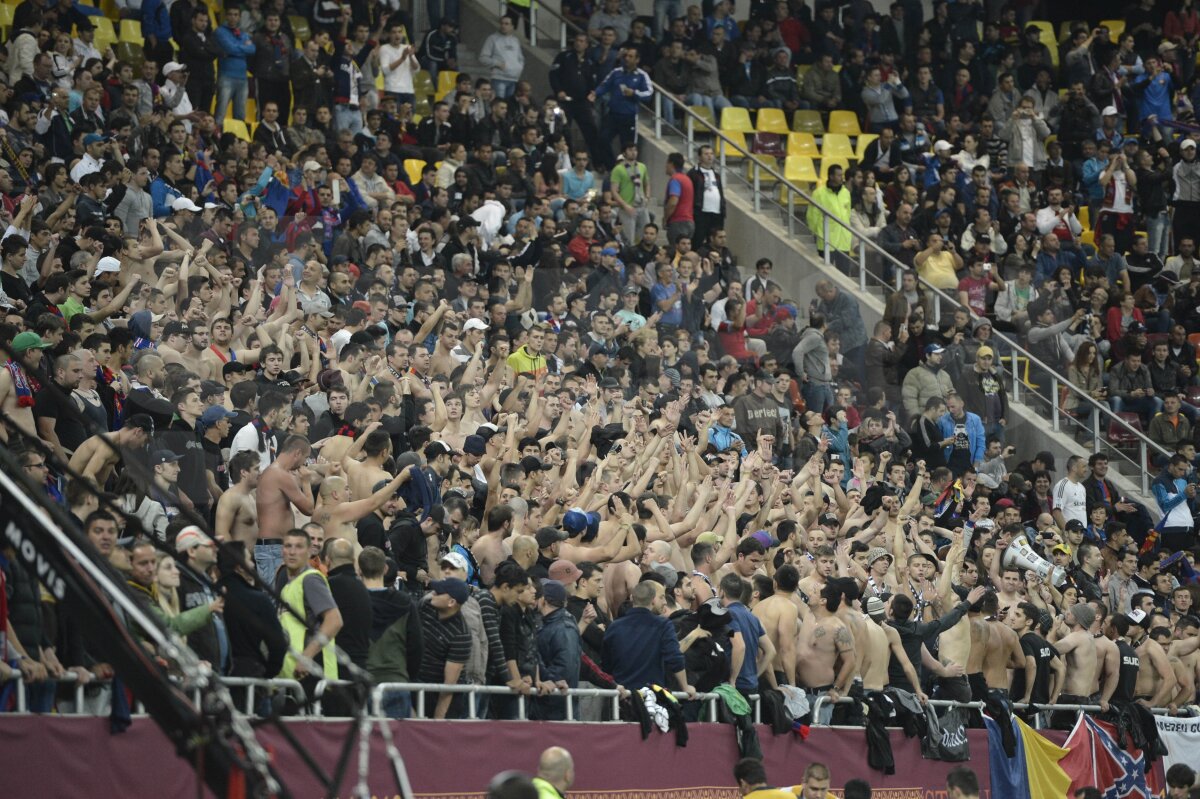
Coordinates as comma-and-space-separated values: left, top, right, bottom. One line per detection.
226, 98, 256, 120
778, 183, 809, 206
1080, 230, 1095, 248
100, 0, 118, 17
404, 159, 426, 185
414, 97, 432, 116
114, 41, 144, 69
744, 154, 775, 181
755, 108, 789, 134
290, 15, 312, 43
436, 70, 458, 101
413, 70, 434, 97
1078, 205, 1090, 230
375, 70, 384, 90
821, 133, 854, 160
827, 110, 861, 136
1101, 19, 1124, 43
92, 16, 117, 50
0, 4, 13, 37
786, 132, 819, 157
1058, 20, 1081, 43
719, 131, 749, 159
854, 133, 879, 162
796, 64, 811, 81
224, 119, 251, 141
687, 105, 715, 130
784, 155, 818, 184
719, 107, 754, 133
793, 109, 824, 134
1027, 20, 1055, 47
819, 157, 850, 182
119, 19, 143, 45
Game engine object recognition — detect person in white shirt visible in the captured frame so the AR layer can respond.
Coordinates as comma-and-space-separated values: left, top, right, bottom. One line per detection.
1051, 455, 1089, 530
70, 133, 109, 183
159, 61, 195, 130
378, 24, 419, 105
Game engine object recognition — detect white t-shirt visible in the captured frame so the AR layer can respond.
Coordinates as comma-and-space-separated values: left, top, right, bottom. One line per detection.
700, 166, 721, 214
379, 43, 417, 94
1052, 477, 1088, 526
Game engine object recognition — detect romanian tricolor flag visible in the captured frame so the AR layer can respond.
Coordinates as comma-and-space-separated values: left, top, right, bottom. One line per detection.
985, 715, 1072, 799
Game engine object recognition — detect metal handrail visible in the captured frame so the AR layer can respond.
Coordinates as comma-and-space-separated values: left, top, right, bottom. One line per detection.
516, 0, 1171, 494
810, 694, 1175, 729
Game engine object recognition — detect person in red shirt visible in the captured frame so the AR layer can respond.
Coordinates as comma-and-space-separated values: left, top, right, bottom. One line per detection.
566, 217, 599, 265
663, 152, 694, 245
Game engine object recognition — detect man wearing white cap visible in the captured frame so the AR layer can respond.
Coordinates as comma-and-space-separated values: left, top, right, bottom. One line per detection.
453, 317, 489, 362
1172, 137, 1200, 245
1098, 105, 1123, 150
159, 61, 195, 128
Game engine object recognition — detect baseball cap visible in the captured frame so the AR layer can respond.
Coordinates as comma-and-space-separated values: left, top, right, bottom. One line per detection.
463, 435, 487, 455
651, 562, 679, 590
994, 498, 1015, 509
541, 579, 568, 606
457, 215, 479, 228
818, 512, 839, 528
440, 551, 470, 573
151, 449, 183, 466
303, 160, 323, 173
1102, 105, 1118, 116
865, 596, 886, 618
695, 532, 720, 546
83, 133, 107, 146
10, 331, 51, 353
600, 247, 619, 257
424, 440, 458, 459
924, 343, 945, 357
520, 455, 553, 474
1064, 519, 1085, 531
587, 342, 610, 358
199, 405, 237, 427
548, 559, 583, 584
300, 302, 334, 318
751, 530, 781, 549
755, 370, 776, 383
507, 147, 527, 160
622, 284, 640, 295
162, 321, 192, 338
94, 256, 122, 276
463, 318, 489, 332
598, 376, 621, 390
171, 196, 201, 212
976, 345, 995, 359
1052, 542, 1072, 555
163, 61, 187, 76
430, 578, 470, 605
934, 140, 952, 152
562, 508, 601, 538
175, 526, 213, 553
536, 527, 569, 549
1182, 139, 1198, 150
1128, 608, 1148, 626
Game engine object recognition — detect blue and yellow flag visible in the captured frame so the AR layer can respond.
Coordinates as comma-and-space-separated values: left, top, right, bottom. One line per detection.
985, 714, 1071, 799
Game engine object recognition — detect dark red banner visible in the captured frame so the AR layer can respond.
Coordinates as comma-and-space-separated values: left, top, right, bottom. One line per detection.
0, 717, 993, 798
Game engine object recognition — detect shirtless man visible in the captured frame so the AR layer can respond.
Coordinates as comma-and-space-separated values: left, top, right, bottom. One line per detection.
214, 451, 261, 546
340, 425, 393, 503
1133, 621, 1178, 709
994, 566, 1025, 616
254, 434, 317, 583
1091, 605, 1122, 712
797, 544, 836, 603
67, 414, 154, 486
1049, 603, 1105, 729
311, 469, 411, 547
797, 578, 856, 723
935, 532, 975, 703
179, 322, 215, 380
472, 504, 515, 587
1168, 617, 1200, 712
202, 316, 267, 378
753, 564, 804, 686
833, 578, 871, 708
862, 597, 926, 700
0, 332, 50, 445
978, 592, 1028, 697
156, 320, 196, 370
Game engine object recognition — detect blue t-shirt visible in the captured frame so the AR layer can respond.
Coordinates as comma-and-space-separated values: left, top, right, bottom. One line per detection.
1139, 72, 1174, 123
726, 601, 766, 691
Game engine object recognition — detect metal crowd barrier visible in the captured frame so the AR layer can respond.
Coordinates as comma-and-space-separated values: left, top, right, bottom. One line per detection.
810, 695, 1174, 730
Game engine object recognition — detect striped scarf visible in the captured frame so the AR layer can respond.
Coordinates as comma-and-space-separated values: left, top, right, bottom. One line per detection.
3, 359, 35, 407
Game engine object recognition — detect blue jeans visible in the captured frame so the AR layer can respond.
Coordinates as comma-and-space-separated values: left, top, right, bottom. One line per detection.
491, 79, 516, 99
254, 543, 283, 586
686, 92, 732, 115
381, 690, 412, 719
652, 0, 682, 37
1146, 210, 1170, 259
334, 105, 363, 136
1108, 395, 1163, 419
803, 381, 834, 414
215, 75, 248, 122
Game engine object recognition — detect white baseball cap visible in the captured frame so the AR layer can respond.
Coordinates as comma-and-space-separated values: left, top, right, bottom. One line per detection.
934, 140, 952, 152
94, 256, 122, 276
463, 318, 489, 332
1101, 105, 1118, 116
171, 196, 201, 212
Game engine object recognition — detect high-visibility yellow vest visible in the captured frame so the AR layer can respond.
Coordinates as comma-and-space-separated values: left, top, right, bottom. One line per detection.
280, 568, 338, 680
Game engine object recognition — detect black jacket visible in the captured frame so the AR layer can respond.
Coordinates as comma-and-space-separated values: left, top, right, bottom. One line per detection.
387, 512, 428, 587
549, 50, 599, 101
178, 567, 224, 670
687, 166, 726, 218
218, 572, 287, 678
328, 563, 373, 669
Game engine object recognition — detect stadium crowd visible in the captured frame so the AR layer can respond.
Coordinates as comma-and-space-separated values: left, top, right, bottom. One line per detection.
0, 1, 1196, 776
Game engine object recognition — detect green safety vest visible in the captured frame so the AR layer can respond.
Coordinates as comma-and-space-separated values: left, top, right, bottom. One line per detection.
280, 568, 339, 681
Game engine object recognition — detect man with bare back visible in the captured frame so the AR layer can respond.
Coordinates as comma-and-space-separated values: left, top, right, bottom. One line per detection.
978, 593, 1027, 698
753, 564, 803, 686
255, 434, 317, 583
311, 470, 411, 547
862, 597, 927, 701
797, 578, 857, 723
1049, 603, 1104, 729
214, 451, 261, 546
341, 425, 394, 503
471, 504, 515, 587
67, 414, 154, 486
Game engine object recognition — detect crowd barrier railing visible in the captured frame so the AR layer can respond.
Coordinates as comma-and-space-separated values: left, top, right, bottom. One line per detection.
512, 0, 1171, 497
